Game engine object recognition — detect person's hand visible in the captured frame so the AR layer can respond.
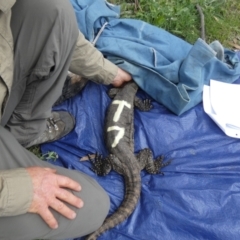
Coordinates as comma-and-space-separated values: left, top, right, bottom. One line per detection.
112, 68, 132, 87
26, 167, 83, 229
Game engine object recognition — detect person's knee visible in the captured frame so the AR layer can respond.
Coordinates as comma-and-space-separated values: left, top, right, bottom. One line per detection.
12, 0, 78, 36
16, 0, 76, 16
55, 170, 110, 238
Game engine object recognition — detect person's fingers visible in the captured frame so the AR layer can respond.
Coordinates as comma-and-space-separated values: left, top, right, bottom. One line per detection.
56, 175, 81, 191
55, 188, 84, 208
50, 198, 77, 220
112, 68, 132, 87
26, 166, 83, 229
38, 206, 58, 229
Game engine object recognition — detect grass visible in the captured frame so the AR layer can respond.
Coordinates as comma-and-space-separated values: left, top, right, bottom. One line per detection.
111, 0, 240, 49
28, 145, 58, 161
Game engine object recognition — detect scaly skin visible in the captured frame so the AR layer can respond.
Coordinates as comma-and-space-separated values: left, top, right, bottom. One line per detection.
86, 82, 169, 240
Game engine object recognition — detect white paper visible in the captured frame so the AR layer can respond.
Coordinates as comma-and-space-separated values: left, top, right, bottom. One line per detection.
203, 79, 240, 138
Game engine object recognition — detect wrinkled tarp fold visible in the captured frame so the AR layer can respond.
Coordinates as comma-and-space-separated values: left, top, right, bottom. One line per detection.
42, 61, 240, 239
70, 0, 240, 115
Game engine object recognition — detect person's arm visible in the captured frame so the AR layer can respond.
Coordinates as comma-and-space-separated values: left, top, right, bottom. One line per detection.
69, 31, 131, 87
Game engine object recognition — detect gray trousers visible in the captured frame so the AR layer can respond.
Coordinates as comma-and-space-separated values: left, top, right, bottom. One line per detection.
2, 0, 76, 145
0, 126, 110, 240
0, 0, 109, 239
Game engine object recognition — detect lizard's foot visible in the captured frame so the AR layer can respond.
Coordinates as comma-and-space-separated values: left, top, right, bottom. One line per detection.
136, 148, 165, 174
135, 98, 153, 111
89, 153, 112, 176
151, 155, 171, 175
139, 149, 170, 175
145, 155, 164, 175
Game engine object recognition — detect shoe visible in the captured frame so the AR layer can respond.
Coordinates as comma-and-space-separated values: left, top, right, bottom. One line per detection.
24, 111, 75, 148
54, 72, 89, 106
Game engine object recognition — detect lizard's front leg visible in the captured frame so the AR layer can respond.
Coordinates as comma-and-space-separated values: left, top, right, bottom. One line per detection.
134, 96, 152, 111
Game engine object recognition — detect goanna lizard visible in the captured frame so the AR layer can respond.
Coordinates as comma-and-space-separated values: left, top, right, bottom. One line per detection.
85, 81, 170, 240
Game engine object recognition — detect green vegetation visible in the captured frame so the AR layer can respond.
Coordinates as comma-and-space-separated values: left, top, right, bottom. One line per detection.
28, 145, 58, 161
112, 0, 240, 49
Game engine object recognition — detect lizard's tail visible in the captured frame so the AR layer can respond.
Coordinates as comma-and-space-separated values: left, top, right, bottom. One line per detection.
85, 173, 141, 240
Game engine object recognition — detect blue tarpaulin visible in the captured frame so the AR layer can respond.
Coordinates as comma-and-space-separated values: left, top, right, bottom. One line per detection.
41, 56, 240, 239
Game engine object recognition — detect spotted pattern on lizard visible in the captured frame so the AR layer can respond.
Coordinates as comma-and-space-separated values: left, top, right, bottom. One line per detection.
85, 81, 170, 240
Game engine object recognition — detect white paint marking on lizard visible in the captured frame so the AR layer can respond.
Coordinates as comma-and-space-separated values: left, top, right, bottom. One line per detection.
112, 100, 131, 122
107, 126, 125, 148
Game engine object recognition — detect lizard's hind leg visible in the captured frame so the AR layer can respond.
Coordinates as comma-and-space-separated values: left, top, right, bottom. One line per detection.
136, 148, 170, 174
148, 155, 171, 175
89, 153, 112, 176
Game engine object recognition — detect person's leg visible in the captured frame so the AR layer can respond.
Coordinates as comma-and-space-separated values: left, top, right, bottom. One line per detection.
1, 0, 79, 146
0, 125, 110, 240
